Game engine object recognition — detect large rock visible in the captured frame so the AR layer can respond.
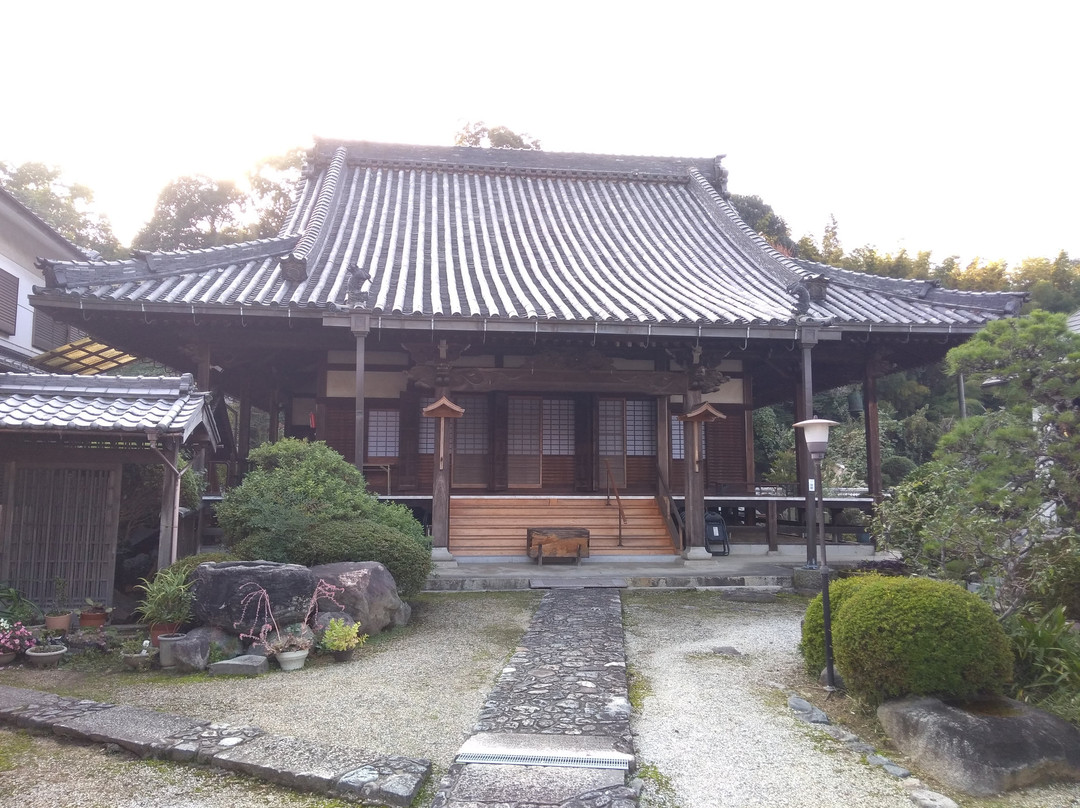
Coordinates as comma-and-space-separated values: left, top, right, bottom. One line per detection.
192, 561, 318, 635
309, 562, 411, 634
877, 695, 1080, 796
174, 626, 243, 671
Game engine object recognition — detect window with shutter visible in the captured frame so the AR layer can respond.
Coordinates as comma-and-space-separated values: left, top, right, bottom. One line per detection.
0, 269, 17, 336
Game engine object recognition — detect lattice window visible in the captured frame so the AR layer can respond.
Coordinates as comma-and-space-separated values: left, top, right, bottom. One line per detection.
0, 269, 17, 336
671, 414, 685, 460
626, 399, 656, 456
509, 397, 541, 455
455, 395, 489, 455
419, 396, 435, 454
599, 399, 625, 455
367, 409, 399, 458
542, 399, 575, 455
671, 414, 706, 460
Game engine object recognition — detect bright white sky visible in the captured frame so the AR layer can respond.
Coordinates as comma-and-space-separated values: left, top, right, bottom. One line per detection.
6, 1, 1078, 268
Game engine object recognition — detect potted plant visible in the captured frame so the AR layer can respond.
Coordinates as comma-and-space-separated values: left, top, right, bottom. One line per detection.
79, 597, 114, 628
0, 618, 36, 665
119, 637, 155, 671
318, 617, 367, 663
44, 577, 73, 632
235, 578, 345, 672
25, 629, 66, 668
134, 568, 194, 646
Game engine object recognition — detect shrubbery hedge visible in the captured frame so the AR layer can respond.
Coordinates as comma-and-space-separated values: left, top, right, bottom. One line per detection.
217, 439, 430, 597
831, 576, 1012, 705
799, 574, 880, 677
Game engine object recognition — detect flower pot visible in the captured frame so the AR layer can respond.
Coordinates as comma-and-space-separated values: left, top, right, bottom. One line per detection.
0, 651, 16, 666
275, 648, 309, 671
79, 611, 108, 628
157, 633, 186, 668
149, 623, 180, 647
25, 645, 67, 668
331, 648, 355, 663
44, 612, 72, 632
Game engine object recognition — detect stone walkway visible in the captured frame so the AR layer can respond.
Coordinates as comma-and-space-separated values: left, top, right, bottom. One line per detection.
431, 588, 639, 808
0, 684, 430, 806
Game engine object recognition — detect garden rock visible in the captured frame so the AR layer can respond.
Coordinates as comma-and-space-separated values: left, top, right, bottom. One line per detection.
313, 611, 354, 632
191, 561, 317, 634
877, 695, 1080, 796
172, 631, 210, 673
310, 562, 411, 634
177, 626, 242, 671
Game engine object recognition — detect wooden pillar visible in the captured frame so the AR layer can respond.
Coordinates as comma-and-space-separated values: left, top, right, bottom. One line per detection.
863, 364, 883, 501
156, 437, 182, 570
429, 389, 456, 560
352, 315, 370, 469
574, 394, 594, 492
397, 386, 421, 491
268, 387, 280, 444
766, 499, 779, 552
237, 385, 252, 471
683, 389, 706, 556
656, 395, 671, 490
799, 329, 818, 567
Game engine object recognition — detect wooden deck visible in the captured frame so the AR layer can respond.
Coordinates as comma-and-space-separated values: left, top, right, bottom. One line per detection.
448, 496, 677, 557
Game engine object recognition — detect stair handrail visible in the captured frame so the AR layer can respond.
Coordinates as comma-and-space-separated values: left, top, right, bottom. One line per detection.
655, 466, 685, 551
603, 459, 628, 547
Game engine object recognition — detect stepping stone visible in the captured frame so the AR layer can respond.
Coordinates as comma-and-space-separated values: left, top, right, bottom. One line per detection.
530, 577, 627, 589
209, 654, 269, 676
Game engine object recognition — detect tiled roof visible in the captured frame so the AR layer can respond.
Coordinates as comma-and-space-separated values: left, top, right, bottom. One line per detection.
0, 372, 216, 442
1069, 308, 1080, 334
34, 141, 1023, 330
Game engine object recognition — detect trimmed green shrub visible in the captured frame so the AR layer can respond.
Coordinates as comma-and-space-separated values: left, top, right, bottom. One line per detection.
290, 519, 433, 598
832, 576, 1012, 705
800, 575, 880, 677
167, 551, 238, 581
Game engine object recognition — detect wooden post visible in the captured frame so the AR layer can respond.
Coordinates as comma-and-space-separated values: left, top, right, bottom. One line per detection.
766, 499, 779, 552
156, 437, 181, 570
352, 316, 369, 469
863, 365, 883, 501
680, 399, 724, 560
423, 396, 464, 562
237, 385, 252, 473
656, 395, 670, 490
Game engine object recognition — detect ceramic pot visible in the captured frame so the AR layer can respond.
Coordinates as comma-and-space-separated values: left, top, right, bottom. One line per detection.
149, 623, 180, 647
275, 648, 309, 671
331, 648, 355, 663
0, 651, 16, 666
25, 645, 66, 668
79, 611, 108, 628
44, 612, 72, 632
157, 633, 186, 668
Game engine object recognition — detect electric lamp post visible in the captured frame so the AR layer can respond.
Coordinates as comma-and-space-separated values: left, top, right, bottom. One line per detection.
794, 418, 839, 689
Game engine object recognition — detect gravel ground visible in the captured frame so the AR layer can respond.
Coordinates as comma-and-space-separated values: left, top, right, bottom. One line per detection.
3, 590, 1080, 807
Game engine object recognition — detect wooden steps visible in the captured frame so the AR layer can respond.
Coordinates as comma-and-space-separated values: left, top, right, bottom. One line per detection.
449, 496, 677, 557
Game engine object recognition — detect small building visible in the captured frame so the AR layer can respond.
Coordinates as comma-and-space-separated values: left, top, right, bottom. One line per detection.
0, 372, 220, 607
30, 140, 1025, 562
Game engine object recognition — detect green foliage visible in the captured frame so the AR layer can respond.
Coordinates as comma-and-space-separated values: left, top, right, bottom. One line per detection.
118, 463, 206, 545
731, 194, 796, 254
1023, 534, 1080, 621
800, 575, 880, 677
133, 175, 249, 251
218, 439, 428, 596
167, 551, 238, 581
454, 121, 541, 150
245, 148, 305, 239
0, 160, 123, 257
282, 519, 432, 599
134, 567, 194, 626
1004, 606, 1080, 703
832, 577, 1013, 706
318, 617, 367, 652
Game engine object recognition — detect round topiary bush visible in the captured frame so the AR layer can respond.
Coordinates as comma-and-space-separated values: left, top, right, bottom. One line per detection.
832, 576, 1012, 705
291, 519, 433, 599
800, 574, 880, 677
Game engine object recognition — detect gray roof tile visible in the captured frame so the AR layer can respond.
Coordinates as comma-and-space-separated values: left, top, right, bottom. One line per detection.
34, 141, 1024, 330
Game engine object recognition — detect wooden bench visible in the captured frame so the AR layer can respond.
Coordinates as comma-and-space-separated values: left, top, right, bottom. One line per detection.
527, 527, 590, 566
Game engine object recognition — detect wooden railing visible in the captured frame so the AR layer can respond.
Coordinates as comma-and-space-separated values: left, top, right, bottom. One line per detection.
655, 466, 685, 551
603, 459, 628, 547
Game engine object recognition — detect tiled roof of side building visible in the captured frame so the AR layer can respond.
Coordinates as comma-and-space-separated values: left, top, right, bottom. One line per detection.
34, 141, 1024, 329
0, 372, 213, 441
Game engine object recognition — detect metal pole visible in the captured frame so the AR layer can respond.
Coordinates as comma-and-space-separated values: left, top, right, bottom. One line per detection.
816, 454, 836, 690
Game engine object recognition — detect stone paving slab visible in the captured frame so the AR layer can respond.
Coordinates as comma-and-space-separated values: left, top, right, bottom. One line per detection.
530, 577, 627, 589
457, 732, 633, 769
449, 763, 625, 805
52, 703, 209, 755
0, 685, 430, 807
208, 654, 270, 676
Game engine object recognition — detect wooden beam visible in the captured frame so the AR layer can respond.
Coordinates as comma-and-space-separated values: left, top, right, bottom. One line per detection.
157, 438, 181, 570
407, 366, 686, 395
864, 365, 883, 501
